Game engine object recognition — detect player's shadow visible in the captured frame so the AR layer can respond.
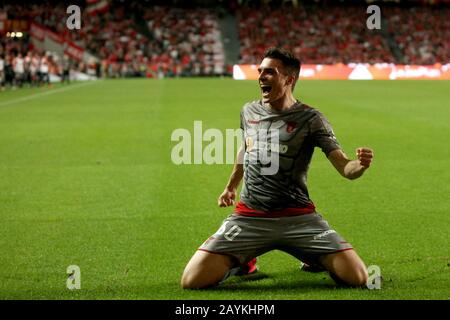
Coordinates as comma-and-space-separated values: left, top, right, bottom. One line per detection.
231, 272, 271, 282
209, 269, 342, 292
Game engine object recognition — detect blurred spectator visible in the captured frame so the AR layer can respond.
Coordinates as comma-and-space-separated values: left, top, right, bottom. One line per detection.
13, 52, 25, 87
0, 0, 448, 90
144, 6, 226, 77
385, 6, 449, 64
61, 54, 71, 84
0, 55, 4, 90
236, 5, 395, 64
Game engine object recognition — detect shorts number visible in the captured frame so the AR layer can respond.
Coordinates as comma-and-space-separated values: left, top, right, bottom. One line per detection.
224, 225, 242, 241
216, 221, 229, 235
215, 222, 242, 241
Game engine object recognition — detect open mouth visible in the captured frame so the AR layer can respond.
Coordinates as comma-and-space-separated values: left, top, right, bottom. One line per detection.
260, 85, 272, 96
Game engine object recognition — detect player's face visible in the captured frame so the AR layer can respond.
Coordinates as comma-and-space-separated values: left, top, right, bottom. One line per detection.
258, 58, 292, 104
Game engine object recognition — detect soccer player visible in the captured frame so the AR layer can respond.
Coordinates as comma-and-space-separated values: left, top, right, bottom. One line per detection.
0, 55, 4, 91
181, 47, 374, 289
13, 53, 25, 88
61, 55, 71, 84
39, 54, 50, 86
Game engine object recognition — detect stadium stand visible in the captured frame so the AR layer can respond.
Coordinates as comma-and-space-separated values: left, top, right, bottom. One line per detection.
236, 5, 395, 64
384, 6, 449, 64
144, 6, 226, 77
235, 2, 449, 65
27, 2, 150, 78
0, 0, 448, 89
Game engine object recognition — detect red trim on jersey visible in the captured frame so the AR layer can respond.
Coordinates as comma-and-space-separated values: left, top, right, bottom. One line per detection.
197, 249, 239, 262
331, 248, 354, 253
234, 201, 315, 218
197, 248, 225, 255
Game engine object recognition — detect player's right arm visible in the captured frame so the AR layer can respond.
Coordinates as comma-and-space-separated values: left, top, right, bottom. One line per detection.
217, 143, 245, 207
327, 147, 374, 180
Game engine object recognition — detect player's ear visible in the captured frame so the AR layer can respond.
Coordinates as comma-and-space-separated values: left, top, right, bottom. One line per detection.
286, 74, 295, 87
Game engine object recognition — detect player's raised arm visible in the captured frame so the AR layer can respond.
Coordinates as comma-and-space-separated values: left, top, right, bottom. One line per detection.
327, 148, 374, 180
217, 143, 245, 207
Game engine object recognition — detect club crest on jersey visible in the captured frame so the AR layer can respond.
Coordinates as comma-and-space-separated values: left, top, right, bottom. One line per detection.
286, 121, 297, 133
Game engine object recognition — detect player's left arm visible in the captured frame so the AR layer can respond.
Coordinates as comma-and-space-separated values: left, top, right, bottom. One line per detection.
327, 147, 374, 180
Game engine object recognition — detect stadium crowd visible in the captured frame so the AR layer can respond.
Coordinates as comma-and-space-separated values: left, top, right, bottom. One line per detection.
144, 6, 226, 77
385, 6, 449, 64
237, 5, 394, 64
0, 0, 448, 90
236, 3, 449, 65
11, 2, 151, 78
13, 2, 227, 78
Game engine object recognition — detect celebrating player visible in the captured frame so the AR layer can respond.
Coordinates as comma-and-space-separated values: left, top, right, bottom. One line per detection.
181, 47, 374, 289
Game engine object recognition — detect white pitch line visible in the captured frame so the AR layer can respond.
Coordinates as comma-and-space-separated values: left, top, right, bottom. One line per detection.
0, 81, 99, 108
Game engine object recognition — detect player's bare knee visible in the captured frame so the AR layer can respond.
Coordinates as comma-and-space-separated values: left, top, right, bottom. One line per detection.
345, 267, 368, 287
181, 251, 233, 289
180, 267, 223, 289
181, 277, 197, 289
355, 267, 369, 286
181, 265, 196, 289
180, 271, 204, 289
350, 259, 369, 286
182, 277, 220, 290
330, 264, 368, 287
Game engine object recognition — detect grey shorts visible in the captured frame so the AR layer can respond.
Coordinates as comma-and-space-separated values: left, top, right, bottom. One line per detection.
199, 213, 353, 267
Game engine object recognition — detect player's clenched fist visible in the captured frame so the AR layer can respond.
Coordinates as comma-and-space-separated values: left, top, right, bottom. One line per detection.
218, 188, 236, 207
356, 147, 374, 168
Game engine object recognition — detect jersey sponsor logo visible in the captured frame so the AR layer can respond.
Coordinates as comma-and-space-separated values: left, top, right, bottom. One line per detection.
247, 139, 288, 154
286, 121, 297, 133
313, 229, 336, 240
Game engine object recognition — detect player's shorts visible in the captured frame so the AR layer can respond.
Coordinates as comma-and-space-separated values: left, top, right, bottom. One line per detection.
199, 212, 353, 268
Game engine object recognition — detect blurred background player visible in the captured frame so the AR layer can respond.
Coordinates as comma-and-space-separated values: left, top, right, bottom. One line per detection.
30, 52, 40, 87
0, 54, 4, 91
23, 52, 32, 87
13, 53, 25, 88
3, 53, 14, 90
61, 54, 71, 84
39, 54, 50, 87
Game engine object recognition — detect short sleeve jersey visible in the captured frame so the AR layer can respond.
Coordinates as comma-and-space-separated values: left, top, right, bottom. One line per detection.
239, 100, 341, 212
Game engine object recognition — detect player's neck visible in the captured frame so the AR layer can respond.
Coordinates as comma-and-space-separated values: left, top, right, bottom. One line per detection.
269, 94, 297, 111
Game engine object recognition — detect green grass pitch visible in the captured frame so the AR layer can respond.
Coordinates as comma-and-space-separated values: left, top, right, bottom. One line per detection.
0, 79, 449, 300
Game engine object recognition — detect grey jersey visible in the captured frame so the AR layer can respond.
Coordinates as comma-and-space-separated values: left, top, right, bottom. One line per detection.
240, 100, 341, 212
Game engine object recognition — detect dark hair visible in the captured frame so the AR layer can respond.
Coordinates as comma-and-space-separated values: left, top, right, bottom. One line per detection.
263, 47, 301, 90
